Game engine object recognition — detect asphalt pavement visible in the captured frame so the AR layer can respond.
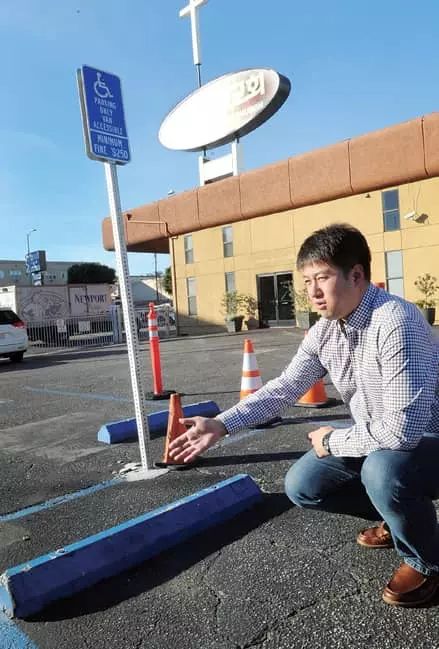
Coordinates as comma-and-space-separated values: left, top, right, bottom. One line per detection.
0, 328, 438, 649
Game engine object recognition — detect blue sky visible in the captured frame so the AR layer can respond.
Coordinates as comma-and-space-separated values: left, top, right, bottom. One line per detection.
1, 0, 439, 276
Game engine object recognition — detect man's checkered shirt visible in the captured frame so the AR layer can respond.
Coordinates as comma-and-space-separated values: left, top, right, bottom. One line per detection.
217, 283, 439, 457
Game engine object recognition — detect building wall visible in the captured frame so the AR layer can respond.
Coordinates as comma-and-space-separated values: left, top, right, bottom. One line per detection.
130, 276, 171, 306
173, 177, 439, 334
0, 260, 79, 287
102, 112, 439, 254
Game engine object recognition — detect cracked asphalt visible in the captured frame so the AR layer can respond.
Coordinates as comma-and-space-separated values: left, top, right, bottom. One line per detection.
1, 328, 438, 648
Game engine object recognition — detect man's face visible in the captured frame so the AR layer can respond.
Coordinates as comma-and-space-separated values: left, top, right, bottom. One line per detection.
301, 261, 362, 320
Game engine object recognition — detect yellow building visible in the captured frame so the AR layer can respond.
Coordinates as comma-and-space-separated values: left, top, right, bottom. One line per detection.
102, 112, 439, 333
172, 178, 439, 333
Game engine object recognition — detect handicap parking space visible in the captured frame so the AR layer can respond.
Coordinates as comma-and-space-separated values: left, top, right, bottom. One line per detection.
1, 329, 438, 648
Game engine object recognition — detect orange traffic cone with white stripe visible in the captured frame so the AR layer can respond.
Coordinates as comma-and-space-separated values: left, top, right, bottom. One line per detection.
240, 339, 282, 427
240, 339, 263, 399
155, 393, 195, 469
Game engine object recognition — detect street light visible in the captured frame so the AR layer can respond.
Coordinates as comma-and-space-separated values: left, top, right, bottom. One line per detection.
165, 190, 179, 335
154, 249, 159, 302
26, 228, 37, 283
26, 228, 37, 257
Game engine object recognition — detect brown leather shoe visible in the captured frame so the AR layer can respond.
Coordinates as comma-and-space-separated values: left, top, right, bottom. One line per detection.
383, 563, 439, 607
356, 521, 394, 548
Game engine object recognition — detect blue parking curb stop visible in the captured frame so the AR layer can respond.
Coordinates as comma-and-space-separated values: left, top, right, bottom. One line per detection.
0, 474, 262, 619
97, 400, 220, 443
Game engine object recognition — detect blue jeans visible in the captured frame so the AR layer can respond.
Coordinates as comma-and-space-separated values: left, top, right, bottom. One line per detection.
284, 435, 439, 576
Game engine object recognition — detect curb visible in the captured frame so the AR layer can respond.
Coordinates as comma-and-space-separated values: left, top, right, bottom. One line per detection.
97, 400, 220, 443
0, 474, 262, 619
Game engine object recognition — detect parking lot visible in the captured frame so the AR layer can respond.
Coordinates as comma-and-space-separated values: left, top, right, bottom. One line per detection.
1, 328, 439, 649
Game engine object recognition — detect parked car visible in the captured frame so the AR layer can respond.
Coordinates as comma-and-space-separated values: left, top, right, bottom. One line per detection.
0, 308, 28, 362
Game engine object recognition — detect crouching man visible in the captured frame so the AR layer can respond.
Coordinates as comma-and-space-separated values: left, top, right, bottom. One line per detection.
170, 223, 439, 607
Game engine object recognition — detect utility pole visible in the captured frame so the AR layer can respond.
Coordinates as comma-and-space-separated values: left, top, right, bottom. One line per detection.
154, 252, 159, 302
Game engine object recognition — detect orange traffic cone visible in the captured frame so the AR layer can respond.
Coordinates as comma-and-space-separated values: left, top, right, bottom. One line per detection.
240, 339, 263, 399
155, 393, 195, 468
295, 379, 336, 408
294, 330, 336, 408
240, 339, 282, 427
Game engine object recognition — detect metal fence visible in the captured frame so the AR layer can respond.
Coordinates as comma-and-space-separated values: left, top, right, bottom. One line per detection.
25, 304, 176, 351
133, 304, 176, 341
26, 314, 116, 349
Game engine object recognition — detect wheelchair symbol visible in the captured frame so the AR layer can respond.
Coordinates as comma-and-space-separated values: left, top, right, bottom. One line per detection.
93, 72, 113, 99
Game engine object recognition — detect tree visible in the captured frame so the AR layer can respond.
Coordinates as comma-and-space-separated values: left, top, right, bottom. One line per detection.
67, 263, 116, 284
162, 266, 173, 295
414, 273, 439, 308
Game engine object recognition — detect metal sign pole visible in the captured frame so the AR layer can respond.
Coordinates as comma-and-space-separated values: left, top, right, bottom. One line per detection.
104, 161, 150, 470
77, 65, 166, 476
179, 0, 208, 84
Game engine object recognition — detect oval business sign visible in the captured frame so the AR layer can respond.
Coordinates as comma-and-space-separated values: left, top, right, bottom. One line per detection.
159, 68, 291, 152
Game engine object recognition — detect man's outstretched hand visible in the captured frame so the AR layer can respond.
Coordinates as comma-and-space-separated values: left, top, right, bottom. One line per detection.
168, 416, 228, 464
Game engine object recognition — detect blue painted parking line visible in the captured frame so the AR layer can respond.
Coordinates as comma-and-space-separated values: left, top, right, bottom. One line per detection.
313, 420, 353, 427
219, 428, 267, 446
0, 478, 122, 524
217, 418, 353, 448
0, 611, 38, 648
24, 386, 159, 405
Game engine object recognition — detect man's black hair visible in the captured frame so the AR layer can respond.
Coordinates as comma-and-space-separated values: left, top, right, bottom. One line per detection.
296, 223, 371, 281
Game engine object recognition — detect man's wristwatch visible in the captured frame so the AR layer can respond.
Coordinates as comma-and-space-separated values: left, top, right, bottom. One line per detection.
321, 431, 332, 454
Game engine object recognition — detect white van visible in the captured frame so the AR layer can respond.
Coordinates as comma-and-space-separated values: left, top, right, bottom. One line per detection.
0, 308, 29, 363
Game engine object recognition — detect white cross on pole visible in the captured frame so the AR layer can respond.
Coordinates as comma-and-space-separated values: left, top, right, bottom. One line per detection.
179, 0, 208, 69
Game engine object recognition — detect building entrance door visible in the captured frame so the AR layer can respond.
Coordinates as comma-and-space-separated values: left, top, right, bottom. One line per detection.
257, 272, 294, 326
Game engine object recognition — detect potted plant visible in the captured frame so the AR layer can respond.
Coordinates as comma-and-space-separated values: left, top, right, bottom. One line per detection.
220, 291, 246, 333
243, 295, 259, 330
414, 273, 438, 325
293, 287, 320, 329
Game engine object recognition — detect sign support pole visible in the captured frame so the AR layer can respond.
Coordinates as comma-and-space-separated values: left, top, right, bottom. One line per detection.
104, 161, 150, 470
178, 0, 245, 185
78, 64, 168, 478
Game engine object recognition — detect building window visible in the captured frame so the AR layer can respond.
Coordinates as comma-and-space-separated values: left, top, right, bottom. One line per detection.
225, 272, 236, 293
385, 250, 404, 297
0, 271, 4, 279
9, 270, 22, 278
382, 190, 400, 232
184, 235, 194, 264
187, 277, 197, 315
222, 226, 233, 258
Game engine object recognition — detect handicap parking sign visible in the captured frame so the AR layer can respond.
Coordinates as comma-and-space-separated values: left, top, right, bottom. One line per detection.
78, 65, 131, 164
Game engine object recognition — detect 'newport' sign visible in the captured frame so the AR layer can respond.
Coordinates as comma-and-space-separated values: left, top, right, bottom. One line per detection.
74, 294, 107, 304
69, 286, 112, 316
159, 68, 291, 152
